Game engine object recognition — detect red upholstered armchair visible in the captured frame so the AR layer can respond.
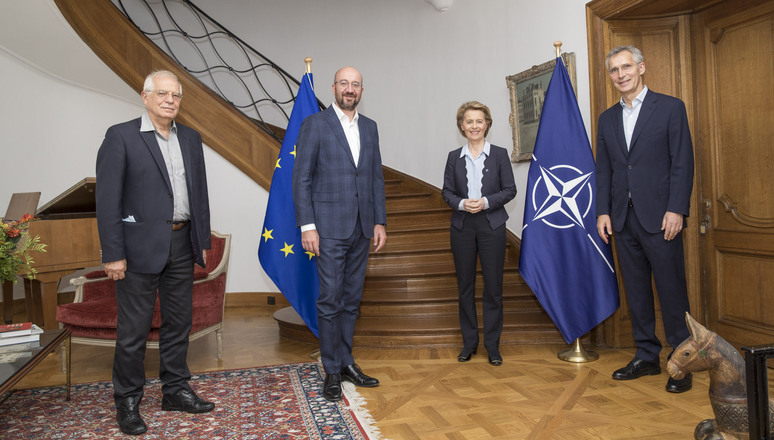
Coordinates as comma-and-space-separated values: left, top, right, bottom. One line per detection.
56, 231, 231, 359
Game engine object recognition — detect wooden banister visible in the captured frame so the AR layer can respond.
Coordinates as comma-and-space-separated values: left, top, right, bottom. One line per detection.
53, 0, 280, 190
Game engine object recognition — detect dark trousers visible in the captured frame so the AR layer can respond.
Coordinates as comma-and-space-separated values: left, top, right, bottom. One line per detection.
316, 219, 370, 374
113, 224, 194, 401
450, 212, 506, 354
615, 206, 690, 363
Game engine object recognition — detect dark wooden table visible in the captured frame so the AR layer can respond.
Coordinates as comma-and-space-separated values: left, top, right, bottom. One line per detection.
0, 328, 71, 404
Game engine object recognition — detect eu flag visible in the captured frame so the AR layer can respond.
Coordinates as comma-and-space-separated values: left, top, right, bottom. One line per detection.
518, 57, 619, 344
258, 73, 320, 337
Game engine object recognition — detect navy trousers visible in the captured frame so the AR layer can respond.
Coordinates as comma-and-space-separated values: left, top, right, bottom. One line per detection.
316, 219, 370, 374
615, 205, 691, 363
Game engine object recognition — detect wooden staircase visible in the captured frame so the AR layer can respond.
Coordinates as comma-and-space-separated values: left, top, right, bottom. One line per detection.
54, 0, 564, 348
277, 168, 564, 347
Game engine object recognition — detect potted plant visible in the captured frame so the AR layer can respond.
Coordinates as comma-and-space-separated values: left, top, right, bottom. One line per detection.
1, 214, 47, 283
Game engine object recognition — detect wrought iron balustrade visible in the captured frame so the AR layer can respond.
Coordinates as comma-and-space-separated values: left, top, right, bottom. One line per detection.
113, 0, 325, 142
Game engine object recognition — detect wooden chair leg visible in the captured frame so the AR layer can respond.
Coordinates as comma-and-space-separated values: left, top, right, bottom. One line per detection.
2, 280, 14, 324
61, 338, 68, 373
216, 326, 223, 360
23, 278, 44, 325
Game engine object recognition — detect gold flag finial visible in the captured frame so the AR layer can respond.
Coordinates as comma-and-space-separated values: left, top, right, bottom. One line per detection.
554, 41, 562, 58
305, 57, 312, 74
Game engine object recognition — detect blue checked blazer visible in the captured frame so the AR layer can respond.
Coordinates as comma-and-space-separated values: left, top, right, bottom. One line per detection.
293, 106, 386, 239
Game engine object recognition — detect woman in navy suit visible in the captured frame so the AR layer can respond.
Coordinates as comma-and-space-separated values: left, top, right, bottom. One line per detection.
442, 101, 516, 365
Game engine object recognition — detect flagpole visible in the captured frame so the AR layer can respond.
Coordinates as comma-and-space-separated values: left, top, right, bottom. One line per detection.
302, 56, 321, 361
547, 40, 600, 363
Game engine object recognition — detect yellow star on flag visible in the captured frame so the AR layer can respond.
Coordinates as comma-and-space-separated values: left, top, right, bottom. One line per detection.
275, 157, 281, 169
280, 242, 294, 257
291, 145, 297, 157
305, 251, 316, 260
261, 228, 274, 242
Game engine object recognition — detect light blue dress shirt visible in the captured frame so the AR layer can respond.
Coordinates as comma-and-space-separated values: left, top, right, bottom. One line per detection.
621, 86, 649, 150
457, 141, 491, 211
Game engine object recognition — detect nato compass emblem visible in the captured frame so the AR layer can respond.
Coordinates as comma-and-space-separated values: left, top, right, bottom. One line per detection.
527, 161, 615, 273
530, 164, 593, 229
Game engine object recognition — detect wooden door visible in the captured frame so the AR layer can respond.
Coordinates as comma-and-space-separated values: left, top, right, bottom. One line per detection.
695, 0, 774, 346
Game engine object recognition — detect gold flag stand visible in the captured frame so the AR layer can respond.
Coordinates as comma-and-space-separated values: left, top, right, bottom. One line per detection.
558, 338, 599, 363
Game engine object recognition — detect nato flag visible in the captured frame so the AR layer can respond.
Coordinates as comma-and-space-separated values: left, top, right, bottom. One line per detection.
519, 58, 619, 344
258, 73, 320, 336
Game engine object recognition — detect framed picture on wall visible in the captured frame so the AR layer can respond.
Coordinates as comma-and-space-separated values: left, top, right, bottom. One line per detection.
506, 52, 576, 162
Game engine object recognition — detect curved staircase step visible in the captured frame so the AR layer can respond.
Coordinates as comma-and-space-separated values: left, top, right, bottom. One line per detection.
360, 282, 535, 303
273, 168, 565, 347
386, 192, 437, 210
352, 311, 562, 347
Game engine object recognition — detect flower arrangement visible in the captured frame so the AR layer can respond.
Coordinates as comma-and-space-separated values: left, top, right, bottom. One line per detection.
0, 214, 47, 284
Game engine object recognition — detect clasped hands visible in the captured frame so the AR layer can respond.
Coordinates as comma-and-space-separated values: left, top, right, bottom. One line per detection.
462, 198, 486, 214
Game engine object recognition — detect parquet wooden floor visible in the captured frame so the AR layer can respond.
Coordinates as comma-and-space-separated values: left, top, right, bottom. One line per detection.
13, 306, 717, 439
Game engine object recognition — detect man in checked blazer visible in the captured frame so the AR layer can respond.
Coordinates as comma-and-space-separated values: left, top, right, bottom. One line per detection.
595, 46, 694, 394
293, 66, 387, 402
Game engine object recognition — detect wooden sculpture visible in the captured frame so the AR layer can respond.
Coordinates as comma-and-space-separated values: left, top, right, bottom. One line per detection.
667, 312, 774, 440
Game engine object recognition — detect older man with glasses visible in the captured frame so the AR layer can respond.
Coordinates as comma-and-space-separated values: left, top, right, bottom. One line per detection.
96, 70, 214, 435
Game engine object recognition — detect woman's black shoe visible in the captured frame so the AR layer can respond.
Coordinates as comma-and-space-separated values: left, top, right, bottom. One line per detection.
488, 352, 503, 366
457, 348, 477, 362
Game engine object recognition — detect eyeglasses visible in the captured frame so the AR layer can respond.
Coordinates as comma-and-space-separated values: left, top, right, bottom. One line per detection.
149, 90, 183, 101
335, 80, 362, 90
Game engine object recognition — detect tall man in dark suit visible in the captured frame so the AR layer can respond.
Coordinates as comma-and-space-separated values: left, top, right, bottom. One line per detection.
293, 66, 387, 402
96, 70, 215, 435
595, 46, 694, 393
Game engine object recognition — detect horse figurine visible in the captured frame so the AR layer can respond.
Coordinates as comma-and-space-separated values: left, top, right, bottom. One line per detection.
667, 312, 774, 439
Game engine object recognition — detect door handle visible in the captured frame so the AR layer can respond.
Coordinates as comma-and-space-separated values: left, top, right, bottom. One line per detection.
700, 215, 711, 235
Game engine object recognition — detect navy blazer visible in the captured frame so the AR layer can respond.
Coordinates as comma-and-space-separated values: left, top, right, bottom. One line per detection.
293, 106, 386, 239
595, 90, 694, 234
442, 144, 516, 231
95, 118, 211, 273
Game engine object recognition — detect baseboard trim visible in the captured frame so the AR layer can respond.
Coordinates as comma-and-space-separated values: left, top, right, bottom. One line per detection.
225, 292, 291, 309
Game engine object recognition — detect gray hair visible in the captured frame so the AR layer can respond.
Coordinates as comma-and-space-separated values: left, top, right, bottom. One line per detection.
143, 70, 182, 94
605, 46, 644, 69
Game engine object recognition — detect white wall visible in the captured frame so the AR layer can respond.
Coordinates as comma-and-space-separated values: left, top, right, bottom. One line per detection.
0, 0, 592, 295
191, 0, 593, 232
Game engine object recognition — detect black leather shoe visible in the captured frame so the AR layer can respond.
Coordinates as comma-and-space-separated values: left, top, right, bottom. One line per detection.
666, 373, 692, 393
488, 352, 503, 366
457, 348, 477, 362
323, 373, 343, 401
340, 364, 379, 387
161, 389, 215, 413
116, 396, 147, 436
612, 358, 661, 380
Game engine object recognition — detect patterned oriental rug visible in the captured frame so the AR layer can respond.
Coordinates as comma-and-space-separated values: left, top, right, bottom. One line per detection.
0, 362, 382, 439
